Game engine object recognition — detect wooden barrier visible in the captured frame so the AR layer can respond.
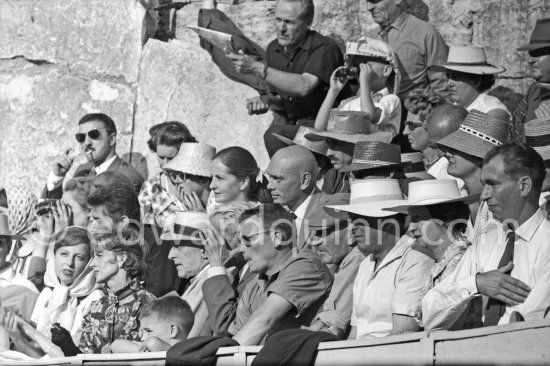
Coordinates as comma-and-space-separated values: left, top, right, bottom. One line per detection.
3, 319, 550, 366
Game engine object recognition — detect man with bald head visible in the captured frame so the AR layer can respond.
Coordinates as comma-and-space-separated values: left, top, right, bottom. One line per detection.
267, 145, 344, 251
423, 104, 468, 188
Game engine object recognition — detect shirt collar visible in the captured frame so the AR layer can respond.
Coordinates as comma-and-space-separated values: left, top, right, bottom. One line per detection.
373, 87, 390, 99
95, 155, 117, 175
264, 250, 294, 280
380, 11, 409, 33
275, 30, 315, 53
293, 193, 313, 221
373, 235, 415, 276
513, 208, 546, 243
190, 264, 210, 284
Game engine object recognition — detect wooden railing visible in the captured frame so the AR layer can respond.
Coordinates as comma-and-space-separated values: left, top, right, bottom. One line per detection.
4, 318, 550, 366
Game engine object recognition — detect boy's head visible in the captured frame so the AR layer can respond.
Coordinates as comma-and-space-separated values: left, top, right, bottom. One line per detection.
140, 297, 194, 343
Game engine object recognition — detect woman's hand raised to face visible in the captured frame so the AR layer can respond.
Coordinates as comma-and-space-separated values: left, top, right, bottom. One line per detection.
202, 226, 231, 267
179, 190, 206, 213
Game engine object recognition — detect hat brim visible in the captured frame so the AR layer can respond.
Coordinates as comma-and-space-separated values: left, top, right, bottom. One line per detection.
442, 64, 506, 75
326, 199, 408, 218
0, 234, 26, 241
305, 131, 393, 144
437, 129, 500, 159
517, 43, 550, 52
272, 133, 328, 157
160, 232, 203, 247
382, 193, 481, 214
532, 146, 550, 161
340, 161, 409, 173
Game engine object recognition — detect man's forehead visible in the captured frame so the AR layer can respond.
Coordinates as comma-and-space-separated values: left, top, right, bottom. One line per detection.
274, 0, 302, 19
79, 120, 106, 132
482, 155, 505, 178
240, 216, 263, 233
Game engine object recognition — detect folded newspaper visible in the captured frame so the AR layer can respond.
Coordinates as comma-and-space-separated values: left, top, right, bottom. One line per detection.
188, 25, 237, 54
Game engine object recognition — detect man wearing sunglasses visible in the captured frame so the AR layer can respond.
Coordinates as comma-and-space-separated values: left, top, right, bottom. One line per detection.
42, 113, 144, 199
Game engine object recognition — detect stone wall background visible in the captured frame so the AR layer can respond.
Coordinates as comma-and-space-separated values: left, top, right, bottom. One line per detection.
1, 0, 549, 194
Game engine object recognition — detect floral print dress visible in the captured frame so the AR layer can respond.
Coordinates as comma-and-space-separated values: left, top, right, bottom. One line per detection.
79, 278, 156, 354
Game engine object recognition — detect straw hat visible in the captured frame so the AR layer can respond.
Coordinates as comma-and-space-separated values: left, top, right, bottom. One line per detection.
525, 117, 550, 161
340, 141, 406, 173
305, 111, 393, 145
517, 18, 550, 53
304, 193, 350, 230
383, 179, 480, 214
0, 208, 25, 241
440, 46, 505, 75
163, 143, 216, 177
401, 152, 425, 174
272, 126, 328, 156
160, 211, 210, 247
345, 37, 401, 95
436, 110, 509, 159
325, 179, 406, 218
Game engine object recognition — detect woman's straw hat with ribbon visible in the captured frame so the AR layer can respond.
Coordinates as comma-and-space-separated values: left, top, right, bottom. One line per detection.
439, 46, 505, 75
164, 143, 216, 177
272, 126, 328, 156
340, 141, 407, 173
525, 117, 550, 161
305, 111, 393, 145
436, 110, 510, 159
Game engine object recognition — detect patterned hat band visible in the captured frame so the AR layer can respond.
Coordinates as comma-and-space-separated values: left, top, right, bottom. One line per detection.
459, 125, 503, 146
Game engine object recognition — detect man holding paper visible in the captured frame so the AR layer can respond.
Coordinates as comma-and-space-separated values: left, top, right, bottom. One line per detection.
201, 0, 347, 157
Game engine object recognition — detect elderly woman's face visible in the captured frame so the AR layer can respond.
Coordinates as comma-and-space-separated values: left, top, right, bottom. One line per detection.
446, 71, 479, 107
54, 243, 90, 286
90, 247, 119, 284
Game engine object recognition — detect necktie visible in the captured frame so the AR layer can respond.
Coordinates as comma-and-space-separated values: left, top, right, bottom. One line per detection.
484, 231, 516, 326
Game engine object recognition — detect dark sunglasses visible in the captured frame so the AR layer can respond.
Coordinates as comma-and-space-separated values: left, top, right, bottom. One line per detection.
75, 128, 112, 143
167, 170, 187, 184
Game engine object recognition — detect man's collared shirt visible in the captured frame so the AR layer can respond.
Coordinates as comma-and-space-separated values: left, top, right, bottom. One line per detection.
423, 209, 550, 330
93, 155, 117, 175
351, 235, 434, 340
309, 246, 364, 338
379, 12, 448, 98
293, 193, 313, 241
266, 30, 346, 122
229, 250, 333, 342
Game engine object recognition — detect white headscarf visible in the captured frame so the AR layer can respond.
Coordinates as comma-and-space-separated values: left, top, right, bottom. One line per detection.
32, 249, 97, 337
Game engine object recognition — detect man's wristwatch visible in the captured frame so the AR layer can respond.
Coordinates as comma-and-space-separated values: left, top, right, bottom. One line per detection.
258, 63, 269, 80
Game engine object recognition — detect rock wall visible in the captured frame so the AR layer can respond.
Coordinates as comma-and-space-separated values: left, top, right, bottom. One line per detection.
1, 0, 549, 194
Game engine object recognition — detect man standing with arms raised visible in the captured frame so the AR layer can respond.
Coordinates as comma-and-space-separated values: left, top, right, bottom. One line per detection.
227, 0, 347, 157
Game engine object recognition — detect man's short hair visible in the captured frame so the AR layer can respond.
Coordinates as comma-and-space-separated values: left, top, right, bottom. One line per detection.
278, 0, 314, 24
239, 204, 296, 245
140, 296, 194, 334
87, 181, 140, 223
78, 113, 117, 134
484, 142, 546, 192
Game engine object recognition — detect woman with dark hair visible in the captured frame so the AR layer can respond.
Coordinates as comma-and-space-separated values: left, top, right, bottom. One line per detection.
49, 229, 155, 355
139, 121, 197, 228
210, 146, 271, 204
442, 46, 510, 123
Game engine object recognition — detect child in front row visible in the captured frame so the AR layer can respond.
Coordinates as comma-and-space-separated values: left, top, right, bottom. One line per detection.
314, 37, 402, 137
112, 296, 194, 353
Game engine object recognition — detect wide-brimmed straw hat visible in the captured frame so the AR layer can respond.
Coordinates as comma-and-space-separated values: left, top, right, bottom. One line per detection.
273, 126, 328, 156
304, 193, 351, 232
517, 18, 550, 54
439, 46, 505, 75
401, 152, 425, 174
305, 111, 393, 145
384, 179, 480, 214
160, 211, 210, 247
325, 179, 406, 218
0, 208, 25, 241
340, 141, 406, 173
525, 117, 550, 161
164, 143, 216, 177
436, 110, 509, 159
